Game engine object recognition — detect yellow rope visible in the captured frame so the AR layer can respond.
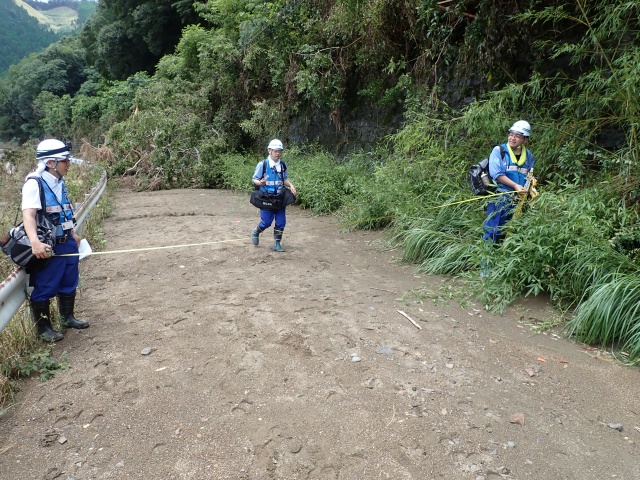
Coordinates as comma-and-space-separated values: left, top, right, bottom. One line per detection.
427, 190, 514, 210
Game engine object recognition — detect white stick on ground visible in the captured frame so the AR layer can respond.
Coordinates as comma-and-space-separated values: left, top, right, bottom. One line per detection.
397, 310, 422, 330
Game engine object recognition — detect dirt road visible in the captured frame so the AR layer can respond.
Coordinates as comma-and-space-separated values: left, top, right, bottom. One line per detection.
1, 187, 639, 479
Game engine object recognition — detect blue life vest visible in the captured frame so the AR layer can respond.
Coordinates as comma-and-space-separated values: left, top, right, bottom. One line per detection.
495, 143, 534, 192
40, 178, 74, 237
259, 159, 287, 196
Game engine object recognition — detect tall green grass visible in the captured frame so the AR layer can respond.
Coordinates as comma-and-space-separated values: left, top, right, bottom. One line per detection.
567, 274, 640, 363
394, 201, 480, 275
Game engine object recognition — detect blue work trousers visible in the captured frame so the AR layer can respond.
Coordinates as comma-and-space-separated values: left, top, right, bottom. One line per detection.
483, 195, 515, 242
259, 208, 286, 231
30, 239, 79, 302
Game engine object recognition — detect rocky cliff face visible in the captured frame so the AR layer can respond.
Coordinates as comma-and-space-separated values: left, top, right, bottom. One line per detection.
287, 69, 488, 155
288, 102, 405, 156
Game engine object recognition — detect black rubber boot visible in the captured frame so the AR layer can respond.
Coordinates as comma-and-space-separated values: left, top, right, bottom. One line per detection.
251, 225, 265, 246
57, 291, 89, 329
272, 229, 285, 252
30, 300, 64, 342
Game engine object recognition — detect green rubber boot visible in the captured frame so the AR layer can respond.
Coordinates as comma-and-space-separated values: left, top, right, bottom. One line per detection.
272, 229, 285, 252
251, 226, 264, 246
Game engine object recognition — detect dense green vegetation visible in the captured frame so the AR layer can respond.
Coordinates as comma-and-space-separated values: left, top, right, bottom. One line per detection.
80, 0, 201, 80
0, 36, 90, 140
1, 0, 640, 362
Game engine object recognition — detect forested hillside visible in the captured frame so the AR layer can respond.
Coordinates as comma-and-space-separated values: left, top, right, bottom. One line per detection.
23, 0, 96, 24
0, 0, 96, 74
0, 0, 59, 73
2, 0, 640, 361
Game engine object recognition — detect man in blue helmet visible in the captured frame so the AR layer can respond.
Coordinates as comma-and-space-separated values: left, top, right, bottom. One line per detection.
483, 120, 535, 242
250, 139, 297, 252
23, 138, 89, 342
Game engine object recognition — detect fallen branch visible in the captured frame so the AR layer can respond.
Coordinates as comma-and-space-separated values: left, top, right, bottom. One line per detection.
123, 158, 142, 177
397, 310, 422, 330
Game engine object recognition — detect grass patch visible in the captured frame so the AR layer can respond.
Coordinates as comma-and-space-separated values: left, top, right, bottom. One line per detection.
398, 279, 477, 311
566, 274, 640, 364
0, 308, 68, 405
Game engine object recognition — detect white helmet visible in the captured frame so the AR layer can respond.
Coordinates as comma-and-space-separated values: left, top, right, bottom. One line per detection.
267, 139, 284, 150
37, 138, 70, 161
509, 120, 531, 137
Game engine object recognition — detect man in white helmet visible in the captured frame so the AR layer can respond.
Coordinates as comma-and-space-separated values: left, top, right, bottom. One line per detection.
250, 139, 297, 252
23, 138, 89, 342
483, 120, 535, 242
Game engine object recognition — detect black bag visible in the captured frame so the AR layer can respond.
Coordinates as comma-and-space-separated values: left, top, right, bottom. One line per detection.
250, 190, 283, 211
281, 187, 296, 208
469, 146, 503, 196
249, 159, 296, 210
0, 176, 56, 272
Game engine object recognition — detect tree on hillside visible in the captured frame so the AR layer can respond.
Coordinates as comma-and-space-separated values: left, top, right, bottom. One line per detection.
0, 37, 89, 141
80, 0, 200, 80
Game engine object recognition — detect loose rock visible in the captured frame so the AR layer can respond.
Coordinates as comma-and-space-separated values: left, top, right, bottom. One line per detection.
608, 423, 624, 432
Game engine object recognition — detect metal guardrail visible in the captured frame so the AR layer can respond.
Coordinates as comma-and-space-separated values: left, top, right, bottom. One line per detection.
0, 170, 108, 333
